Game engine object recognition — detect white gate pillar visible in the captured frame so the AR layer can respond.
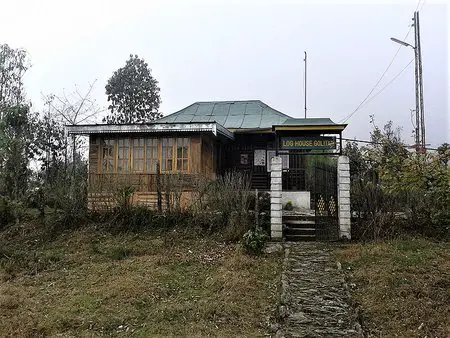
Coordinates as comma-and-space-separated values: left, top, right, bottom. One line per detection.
338, 155, 351, 239
270, 156, 283, 240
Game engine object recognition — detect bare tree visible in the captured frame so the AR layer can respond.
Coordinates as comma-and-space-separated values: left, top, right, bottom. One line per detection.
42, 80, 104, 193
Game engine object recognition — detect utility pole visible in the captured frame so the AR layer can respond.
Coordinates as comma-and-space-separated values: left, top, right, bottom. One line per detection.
415, 11, 426, 150
392, 11, 426, 152
413, 12, 421, 150
304, 51, 307, 119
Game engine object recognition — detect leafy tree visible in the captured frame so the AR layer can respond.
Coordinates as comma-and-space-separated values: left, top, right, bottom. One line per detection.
0, 44, 28, 109
104, 54, 161, 124
346, 121, 449, 240
0, 44, 36, 199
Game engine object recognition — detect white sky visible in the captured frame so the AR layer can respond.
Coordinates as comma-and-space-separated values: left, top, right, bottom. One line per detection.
0, 0, 448, 147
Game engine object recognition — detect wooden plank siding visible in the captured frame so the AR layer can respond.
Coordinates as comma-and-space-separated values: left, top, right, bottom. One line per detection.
87, 134, 217, 210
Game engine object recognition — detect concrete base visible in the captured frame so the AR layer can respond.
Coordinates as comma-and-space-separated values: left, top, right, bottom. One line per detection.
281, 191, 311, 209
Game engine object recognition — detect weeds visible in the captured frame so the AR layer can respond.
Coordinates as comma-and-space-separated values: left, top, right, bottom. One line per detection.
335, 238, 450, 337
0, 226, 282, 336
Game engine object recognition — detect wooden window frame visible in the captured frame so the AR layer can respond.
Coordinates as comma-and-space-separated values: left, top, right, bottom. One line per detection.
97, 136, 192, 174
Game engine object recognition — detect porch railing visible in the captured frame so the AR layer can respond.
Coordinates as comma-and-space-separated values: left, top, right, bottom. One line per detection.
88, 173, 200, 193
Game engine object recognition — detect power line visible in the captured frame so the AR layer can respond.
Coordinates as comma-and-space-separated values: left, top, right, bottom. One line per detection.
342, 137, 438, 150
357, 59, 414, 108
339, 2, 419, 124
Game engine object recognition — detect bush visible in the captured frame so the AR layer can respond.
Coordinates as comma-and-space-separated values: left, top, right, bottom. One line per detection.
284, 201, 293, 211
188, 171, 254, 241
0, 197, 15, 229
242, 227, 267, 255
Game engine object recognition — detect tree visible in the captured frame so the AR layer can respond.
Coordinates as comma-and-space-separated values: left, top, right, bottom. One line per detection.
0, 44, 36, 199
0, 44, 28, 109
104, 54, 161, 124
42, 81, 102, 189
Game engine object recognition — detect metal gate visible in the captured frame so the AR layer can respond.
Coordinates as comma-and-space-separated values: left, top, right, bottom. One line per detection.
314, 163, 339, 241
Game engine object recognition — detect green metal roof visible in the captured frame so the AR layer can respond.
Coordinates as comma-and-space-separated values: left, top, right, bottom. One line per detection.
280, 118, 340, 126
156, 100, 292, 129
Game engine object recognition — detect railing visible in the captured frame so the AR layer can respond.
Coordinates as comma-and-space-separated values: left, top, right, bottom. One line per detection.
88, 173, 200, 192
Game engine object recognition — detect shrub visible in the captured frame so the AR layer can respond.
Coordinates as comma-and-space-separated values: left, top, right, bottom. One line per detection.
0, 197, 15, 229
188, 171, 254, 241
283, 201, 293, 211
242, 227, 267, 255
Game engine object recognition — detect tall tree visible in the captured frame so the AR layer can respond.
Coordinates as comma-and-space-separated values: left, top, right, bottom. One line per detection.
0, 44, 35, 199
0, 44, 28, 110
104, 54, 161, 124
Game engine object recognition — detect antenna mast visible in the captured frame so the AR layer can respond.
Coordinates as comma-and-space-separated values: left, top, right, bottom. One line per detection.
304, 51, 307, 118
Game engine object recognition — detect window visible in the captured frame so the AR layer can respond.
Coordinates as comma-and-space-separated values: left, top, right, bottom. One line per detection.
118, 138, 130, 172
133, 138, 145, 172
102, 139, 115, 173
146, 138, 159, 172
161, 138, 174, 171
176, 137, 189, 172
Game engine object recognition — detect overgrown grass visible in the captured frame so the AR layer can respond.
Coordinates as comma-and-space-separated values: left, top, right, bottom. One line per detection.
335, 237, 450, 337
0, 222, 282, 336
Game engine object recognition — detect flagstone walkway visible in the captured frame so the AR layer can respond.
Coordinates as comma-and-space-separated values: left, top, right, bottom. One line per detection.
274, 242, 363, 338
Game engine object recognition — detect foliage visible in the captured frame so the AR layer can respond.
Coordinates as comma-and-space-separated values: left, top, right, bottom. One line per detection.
188, 171, 254, 241
0, 45, 37, 200
242, 227, 267, 255
283, 201, 293, 211
344, 121, 450, 240
104, 54, 161, 124
0, 44, 29, 107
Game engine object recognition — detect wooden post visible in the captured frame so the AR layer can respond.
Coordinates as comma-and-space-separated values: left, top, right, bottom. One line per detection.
255, 188, 259, 230
156, 161, 162, 213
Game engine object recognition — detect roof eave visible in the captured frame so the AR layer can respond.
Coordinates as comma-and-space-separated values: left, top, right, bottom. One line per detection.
66, 123, 234, 140
272, 124, 347, 132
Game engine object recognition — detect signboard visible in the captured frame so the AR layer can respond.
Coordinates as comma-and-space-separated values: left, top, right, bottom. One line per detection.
254, 149, 266, 166
280, 136, 336, 150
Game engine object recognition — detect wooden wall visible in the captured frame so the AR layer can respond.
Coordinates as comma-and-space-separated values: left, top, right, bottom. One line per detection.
87, 133, 217, 210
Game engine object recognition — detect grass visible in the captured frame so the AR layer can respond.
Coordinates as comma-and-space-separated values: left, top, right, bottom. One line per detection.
0, 223, 282, 337
335, 237, 450, 337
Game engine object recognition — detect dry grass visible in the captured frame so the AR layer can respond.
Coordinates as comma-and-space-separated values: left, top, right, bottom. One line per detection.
335, 238, 450, 337
0, 223, 282, 337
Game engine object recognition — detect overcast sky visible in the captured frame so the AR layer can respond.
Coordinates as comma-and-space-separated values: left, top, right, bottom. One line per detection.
1, 0, 448, 147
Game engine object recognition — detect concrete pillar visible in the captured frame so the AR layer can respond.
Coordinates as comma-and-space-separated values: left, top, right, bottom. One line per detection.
270, 156, 283, 240
338, 155, 351, 239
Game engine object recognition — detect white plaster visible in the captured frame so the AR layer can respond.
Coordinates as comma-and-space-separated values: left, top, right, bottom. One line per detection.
271, 204, 282, 212
270, 208, 283, 220
270, 191, 282, 199
281, 191, 311, 209
338, 156, 350, 165
271, 184, 282, 192
339, 176, 350, 184
340, 204, 350, 212
270, 222, 282, 231
271, 230, 283, 239
271, 177, 282, 185
339, 190, 350, 199
271, 170, 282, 178
338, 155, 351, 240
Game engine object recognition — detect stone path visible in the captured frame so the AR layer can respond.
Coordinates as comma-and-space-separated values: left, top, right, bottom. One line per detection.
275, 242, 362, 338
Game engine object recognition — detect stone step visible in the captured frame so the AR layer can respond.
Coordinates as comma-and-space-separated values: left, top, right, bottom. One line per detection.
284, 227, 316, 236
284, 234, 316, 242
284, 219, 315, 226
283, 215, 315, 222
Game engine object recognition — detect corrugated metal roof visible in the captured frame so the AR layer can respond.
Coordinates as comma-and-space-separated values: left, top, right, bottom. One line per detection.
156, 100, 292, 129
280, 118, 339, 126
